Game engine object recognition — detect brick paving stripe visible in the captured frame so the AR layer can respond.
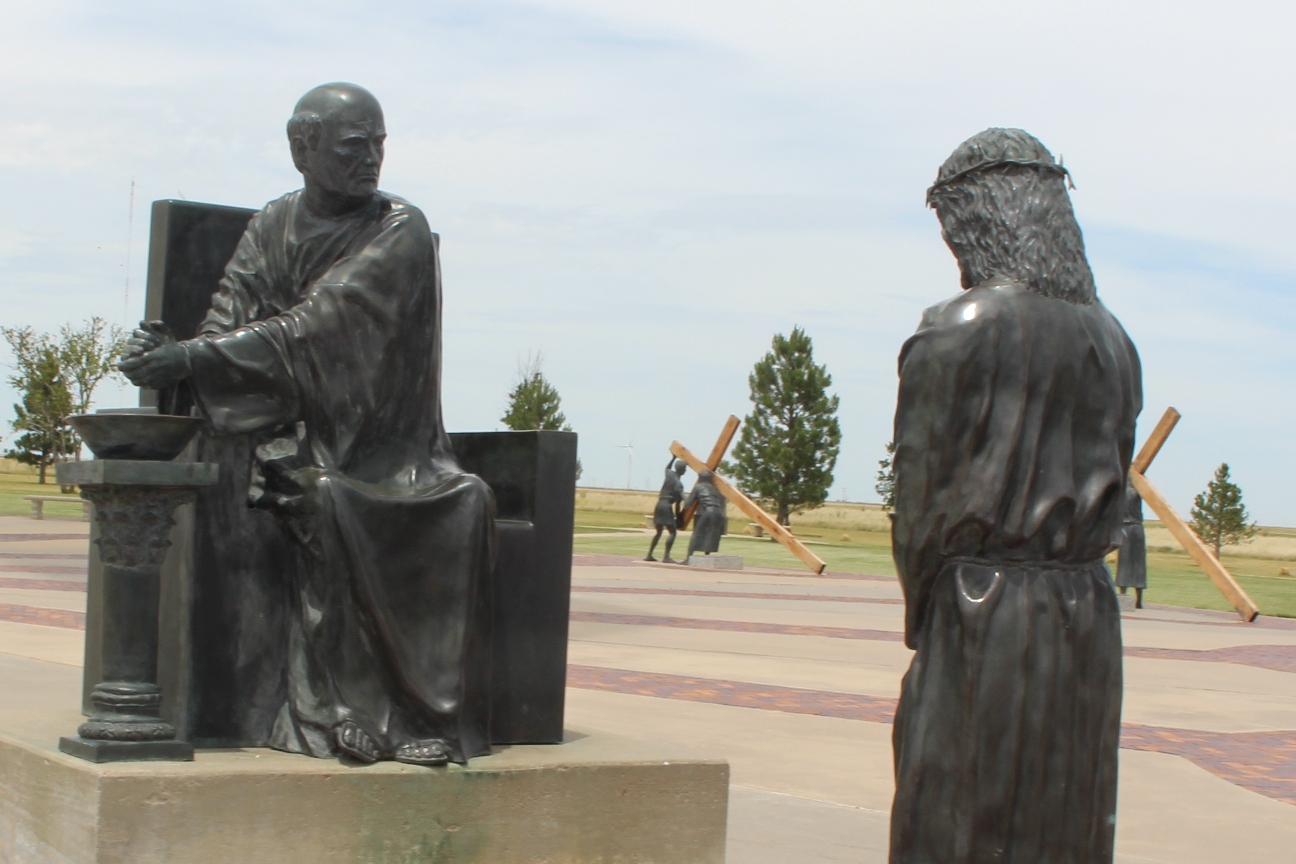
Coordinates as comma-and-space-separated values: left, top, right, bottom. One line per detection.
0, 564, 87, 576
0, 603, 84, 629
573, 585, 904, 605
570, 609, 908, 642
0, 553, 87, 561
567, 665, 1296, 807
0, 577, 87, 592
0, 534, 86, 543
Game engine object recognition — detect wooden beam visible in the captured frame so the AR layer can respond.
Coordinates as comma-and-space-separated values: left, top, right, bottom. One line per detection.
671, 440, 827, 575
1131, 407, 1181, 475
680, 416, 741, 530
1129, 468, 1259, 622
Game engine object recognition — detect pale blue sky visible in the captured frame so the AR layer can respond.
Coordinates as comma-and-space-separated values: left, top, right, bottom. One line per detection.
2, 1, 1294, 522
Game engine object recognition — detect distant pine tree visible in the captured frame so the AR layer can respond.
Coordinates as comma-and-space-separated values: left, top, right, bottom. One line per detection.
724, 327, 841, 525
1189, 463, 1257, 557
501, 354, 581, 479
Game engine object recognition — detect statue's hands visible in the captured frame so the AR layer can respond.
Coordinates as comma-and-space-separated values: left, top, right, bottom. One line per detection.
118, 321, 190, 389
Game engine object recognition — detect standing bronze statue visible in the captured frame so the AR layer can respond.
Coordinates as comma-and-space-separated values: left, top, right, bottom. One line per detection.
683, 471, 727, 562
889, 128, 1141, 863
1117, 482, 1148, 608
646, 458, 686, 562
119, 83, 496, 767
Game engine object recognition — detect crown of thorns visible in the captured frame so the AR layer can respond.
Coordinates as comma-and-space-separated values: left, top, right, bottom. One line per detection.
927, 158, 1074, 202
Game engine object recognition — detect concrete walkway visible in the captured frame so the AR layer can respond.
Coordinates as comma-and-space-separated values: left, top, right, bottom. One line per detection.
0, 515, 1293, 863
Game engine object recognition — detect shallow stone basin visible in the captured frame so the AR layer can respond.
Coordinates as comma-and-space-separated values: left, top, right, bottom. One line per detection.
68, 411, 202, 461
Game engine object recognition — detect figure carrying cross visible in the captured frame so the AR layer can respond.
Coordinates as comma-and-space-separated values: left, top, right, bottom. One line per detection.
645, 457, 687, 563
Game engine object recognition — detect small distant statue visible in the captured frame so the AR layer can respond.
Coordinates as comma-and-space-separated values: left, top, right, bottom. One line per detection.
646, 458, 687, 563
1117, 482, 1147, 608
889, 128, 1140, 863
684, 471, 728, 561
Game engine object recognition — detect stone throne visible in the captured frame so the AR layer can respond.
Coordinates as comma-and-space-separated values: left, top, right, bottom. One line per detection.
80, 199, 576, 749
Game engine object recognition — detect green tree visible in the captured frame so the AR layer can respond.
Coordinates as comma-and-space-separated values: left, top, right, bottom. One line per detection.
3, 318, 126, 483
875, 440, 896, 511
3, 328, 75, 483
60, 318, 128, 420
501, 354, 581, 479
1190, 463, 1257, 557
724, 326, 841, 525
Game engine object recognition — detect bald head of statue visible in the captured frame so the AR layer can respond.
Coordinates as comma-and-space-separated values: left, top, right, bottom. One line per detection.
287, 82, 386, 218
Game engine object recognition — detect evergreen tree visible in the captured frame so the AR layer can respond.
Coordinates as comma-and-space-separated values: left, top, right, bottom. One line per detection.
1190, 463, 1257, 557
501, 354, 581, 479
725, 327, 841, 525
875, 440, 896, 511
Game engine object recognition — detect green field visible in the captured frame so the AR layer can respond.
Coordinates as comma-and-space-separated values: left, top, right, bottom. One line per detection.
0, 469, 85, 519
572, 493, 1296, 619
3, 469, 1291, 618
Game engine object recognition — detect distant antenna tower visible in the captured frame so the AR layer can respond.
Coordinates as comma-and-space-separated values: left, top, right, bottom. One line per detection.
123, 179, 136, 317
615, 440, 635, 489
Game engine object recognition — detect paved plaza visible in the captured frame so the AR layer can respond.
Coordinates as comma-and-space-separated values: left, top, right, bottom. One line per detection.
0, 514, 1293, 862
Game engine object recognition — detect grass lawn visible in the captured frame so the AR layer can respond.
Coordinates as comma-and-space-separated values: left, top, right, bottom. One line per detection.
573, 506, 1296, 619
0, 470, 85, 519
3, 473, 1290, 619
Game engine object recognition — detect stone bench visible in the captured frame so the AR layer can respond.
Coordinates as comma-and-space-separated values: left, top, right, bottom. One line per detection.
23, 495, 91, 521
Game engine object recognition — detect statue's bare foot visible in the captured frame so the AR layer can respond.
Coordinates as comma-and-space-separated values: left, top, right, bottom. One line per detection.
335, 720, 384, 763
664, 557, 680, 564
644, 555, 658, 562
394, 739, 450, 766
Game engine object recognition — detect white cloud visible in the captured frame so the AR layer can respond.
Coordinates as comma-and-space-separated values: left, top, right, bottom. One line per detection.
1, 1, 1294, 523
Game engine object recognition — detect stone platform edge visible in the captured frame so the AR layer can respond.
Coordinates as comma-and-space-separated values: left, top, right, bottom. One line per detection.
0, 709, 729, 864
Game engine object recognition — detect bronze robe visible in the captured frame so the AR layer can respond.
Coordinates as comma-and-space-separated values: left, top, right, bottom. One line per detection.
185, 190, 496, 764
890, 277, 1141, 863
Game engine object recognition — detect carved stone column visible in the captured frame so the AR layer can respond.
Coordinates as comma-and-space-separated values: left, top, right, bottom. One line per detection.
56, 460, 218, 762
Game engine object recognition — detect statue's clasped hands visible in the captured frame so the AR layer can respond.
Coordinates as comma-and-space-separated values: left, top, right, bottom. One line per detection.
118, 321, 191, 390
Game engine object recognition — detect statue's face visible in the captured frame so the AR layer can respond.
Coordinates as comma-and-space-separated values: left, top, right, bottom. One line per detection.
300, 99, 386, 208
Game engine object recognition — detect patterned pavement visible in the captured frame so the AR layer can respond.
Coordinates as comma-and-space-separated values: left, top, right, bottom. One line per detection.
0, 517, 1292, 853
568, 664, 1296, 807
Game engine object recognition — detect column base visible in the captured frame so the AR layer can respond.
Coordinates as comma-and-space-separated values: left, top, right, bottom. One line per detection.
59, 735, 194, 763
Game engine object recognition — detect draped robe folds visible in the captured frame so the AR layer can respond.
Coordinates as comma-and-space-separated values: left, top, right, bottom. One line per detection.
684, 483, 727, 555
1116, 484, 1148, 590
889, 278, 1141, 864
184, 190, 496, 764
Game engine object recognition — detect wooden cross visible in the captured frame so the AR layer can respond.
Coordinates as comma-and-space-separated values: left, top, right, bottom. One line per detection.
671, 416, 827, 575
1128, 407, 1260, 621
677, 415, 739, 531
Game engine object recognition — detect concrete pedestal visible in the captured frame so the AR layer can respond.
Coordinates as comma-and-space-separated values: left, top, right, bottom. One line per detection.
687, 555, 744, 571
0, 709, 728, 864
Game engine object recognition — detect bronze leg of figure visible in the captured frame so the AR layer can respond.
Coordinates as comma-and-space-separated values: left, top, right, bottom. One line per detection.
646, 526, 665, 561
1135, 587, 1143, 609
663, 527, 679, 563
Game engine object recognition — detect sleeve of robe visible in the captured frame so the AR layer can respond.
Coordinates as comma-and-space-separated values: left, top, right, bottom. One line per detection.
890, 281, 1141, 648
183, 202, 438, 454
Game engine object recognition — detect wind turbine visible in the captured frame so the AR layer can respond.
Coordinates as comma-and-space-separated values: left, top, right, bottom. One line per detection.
615, 439, 634, 489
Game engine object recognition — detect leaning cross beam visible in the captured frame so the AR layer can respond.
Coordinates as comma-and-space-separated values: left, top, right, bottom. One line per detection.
670, 440, 827, 575
678, 415, 740, 530
1128, 407, 1260, 622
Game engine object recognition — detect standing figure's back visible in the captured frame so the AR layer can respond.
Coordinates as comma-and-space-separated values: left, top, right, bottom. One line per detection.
888, 128, 1141, 863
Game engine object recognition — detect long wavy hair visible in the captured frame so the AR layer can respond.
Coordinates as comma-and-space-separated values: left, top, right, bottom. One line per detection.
928, 163, 1097, 305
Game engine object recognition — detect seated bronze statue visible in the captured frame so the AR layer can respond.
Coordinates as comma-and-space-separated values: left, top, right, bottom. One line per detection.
120, 83, 495, 767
